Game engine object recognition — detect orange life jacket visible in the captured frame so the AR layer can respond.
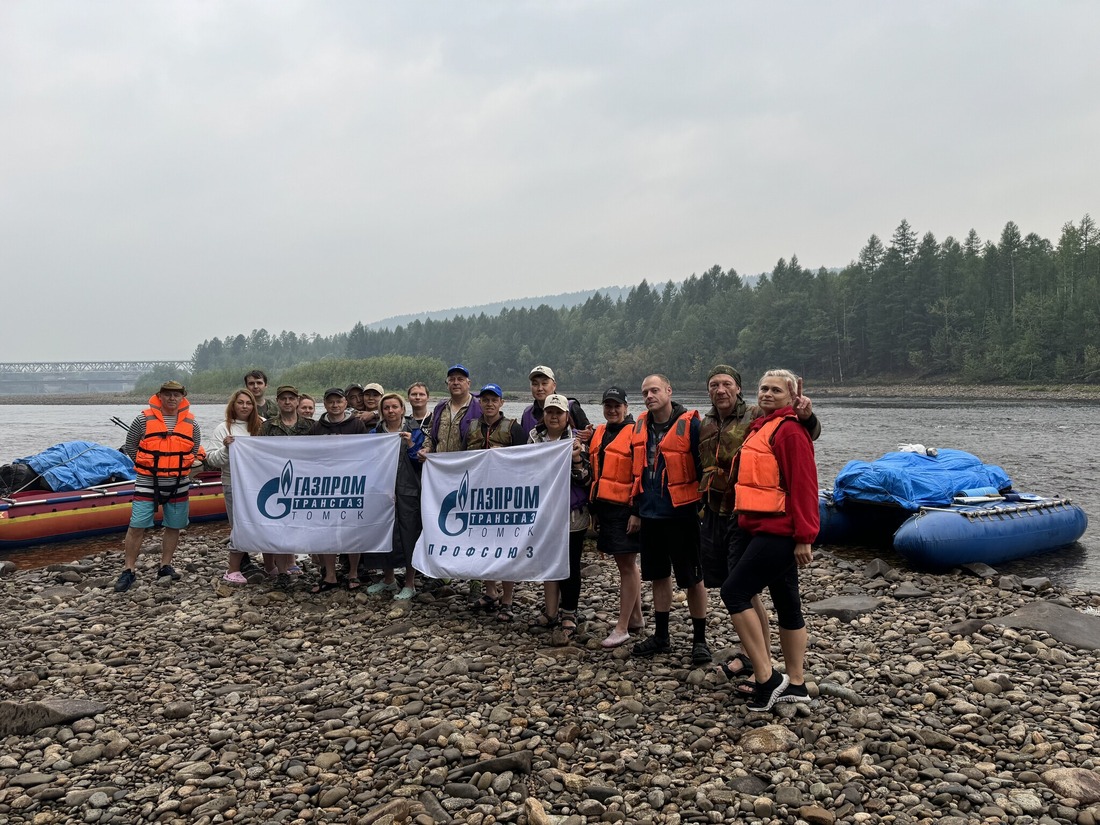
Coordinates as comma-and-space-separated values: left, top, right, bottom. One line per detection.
590, 423, 634, 504
733, 413, 797, 515
133, 394, 198, 480
630, 409, 701, 508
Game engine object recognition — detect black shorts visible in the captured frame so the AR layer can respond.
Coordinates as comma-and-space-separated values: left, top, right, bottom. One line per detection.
639, 515, 703, 588
592, 502, 641, 556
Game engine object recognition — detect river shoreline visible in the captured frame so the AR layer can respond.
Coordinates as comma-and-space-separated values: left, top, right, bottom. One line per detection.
1, 527, 1099, 824
3, 384, 1100, 406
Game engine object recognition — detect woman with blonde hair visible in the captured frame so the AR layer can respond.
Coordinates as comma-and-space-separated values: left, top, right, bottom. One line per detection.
721, 369, 819, 711
205, 389, 263, 584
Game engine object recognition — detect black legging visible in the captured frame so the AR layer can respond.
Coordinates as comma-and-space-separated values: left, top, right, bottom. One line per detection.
720, 530, 805, 630
558, 529, 586, 613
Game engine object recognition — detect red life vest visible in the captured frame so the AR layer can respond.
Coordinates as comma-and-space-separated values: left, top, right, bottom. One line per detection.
733, 413, 797, 515
590, 423, 634, 504
133, 394, 198, 480
630, 410, 701, 508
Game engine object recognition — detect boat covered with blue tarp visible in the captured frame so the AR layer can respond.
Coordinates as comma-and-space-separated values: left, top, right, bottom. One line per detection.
818, 448, 1087, 568
16, 441, 135, 492
832, 448, 1012, 510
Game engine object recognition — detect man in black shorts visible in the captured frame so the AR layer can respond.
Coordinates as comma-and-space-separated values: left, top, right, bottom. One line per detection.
627, 373, 711, 666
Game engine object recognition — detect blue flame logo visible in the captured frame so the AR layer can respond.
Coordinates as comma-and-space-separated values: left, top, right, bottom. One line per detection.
437, 471, 471, 536
257, 459, 294, 519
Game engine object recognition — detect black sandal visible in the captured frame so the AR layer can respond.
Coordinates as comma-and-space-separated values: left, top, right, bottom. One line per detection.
470, 593, 500, 612
716, 652, 754, 680
731, 679, 756, 698
496, 603, 514, 622
554, 616, 580, 646
311, 579, 340, 594
528, 608, 558, 630
347, 578, 362, 591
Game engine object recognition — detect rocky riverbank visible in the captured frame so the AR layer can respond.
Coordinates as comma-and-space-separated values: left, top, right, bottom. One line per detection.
2, 527, 1100, 825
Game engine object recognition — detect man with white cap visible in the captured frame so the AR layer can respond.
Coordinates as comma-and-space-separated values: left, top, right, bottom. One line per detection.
520, 365, 592, 441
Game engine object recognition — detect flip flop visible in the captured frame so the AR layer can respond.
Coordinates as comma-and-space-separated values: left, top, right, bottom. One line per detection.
347, 578, 362, 591
310, 579, 340, 594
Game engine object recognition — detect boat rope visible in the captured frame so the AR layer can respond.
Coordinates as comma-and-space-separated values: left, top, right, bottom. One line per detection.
916, 499, 1074, 520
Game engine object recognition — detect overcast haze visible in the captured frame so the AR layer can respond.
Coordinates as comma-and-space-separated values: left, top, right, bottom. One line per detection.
3, 2, 1097, 363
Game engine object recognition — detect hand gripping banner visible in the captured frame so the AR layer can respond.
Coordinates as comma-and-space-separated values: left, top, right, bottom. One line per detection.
229, 433, 401, 555
413, 439, 571, 581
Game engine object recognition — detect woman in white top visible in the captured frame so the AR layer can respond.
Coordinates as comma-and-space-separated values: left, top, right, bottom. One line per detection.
205, 389, 263, 584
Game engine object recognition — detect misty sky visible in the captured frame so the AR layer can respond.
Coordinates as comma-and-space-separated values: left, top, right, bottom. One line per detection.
3, 2, 1097, 363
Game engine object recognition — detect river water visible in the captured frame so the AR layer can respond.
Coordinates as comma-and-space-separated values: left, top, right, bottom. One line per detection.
1, 398, 1096, 591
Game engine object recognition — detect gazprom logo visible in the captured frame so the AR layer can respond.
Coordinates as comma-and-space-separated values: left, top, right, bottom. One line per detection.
436, 471, 540, 536
257, 460, 367, 520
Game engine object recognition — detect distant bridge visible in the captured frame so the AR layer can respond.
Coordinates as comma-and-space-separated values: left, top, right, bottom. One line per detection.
0, 361, 193, 395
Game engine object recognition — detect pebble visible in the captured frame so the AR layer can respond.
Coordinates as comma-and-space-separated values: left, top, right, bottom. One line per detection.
0, 529, 1098, 825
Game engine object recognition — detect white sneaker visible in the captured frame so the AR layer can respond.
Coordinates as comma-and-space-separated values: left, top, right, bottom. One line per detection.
747, 673, 790, 712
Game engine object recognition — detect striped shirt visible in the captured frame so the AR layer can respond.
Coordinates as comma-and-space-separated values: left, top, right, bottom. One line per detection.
124, 412, 203, 501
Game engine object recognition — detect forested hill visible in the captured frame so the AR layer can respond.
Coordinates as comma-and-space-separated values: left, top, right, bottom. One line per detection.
365, 286, 636, 330
184, 216, 1100, 393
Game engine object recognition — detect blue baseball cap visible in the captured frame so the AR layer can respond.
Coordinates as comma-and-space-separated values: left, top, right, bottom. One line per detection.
447, 364, 470, 377
478, 383, 503, 398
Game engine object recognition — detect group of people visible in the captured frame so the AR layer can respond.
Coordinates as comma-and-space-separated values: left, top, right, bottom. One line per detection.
581, 366, 820, 711
116, 362, 821, 713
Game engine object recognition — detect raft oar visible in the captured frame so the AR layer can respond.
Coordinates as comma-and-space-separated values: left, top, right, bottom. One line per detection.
1, 485, 135, 509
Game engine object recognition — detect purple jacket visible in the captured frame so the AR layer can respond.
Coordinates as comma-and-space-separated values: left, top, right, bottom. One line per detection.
430, 397, 483, 449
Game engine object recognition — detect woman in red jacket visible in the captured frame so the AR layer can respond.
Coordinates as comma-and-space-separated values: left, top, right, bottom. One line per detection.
721, 369, 819, 712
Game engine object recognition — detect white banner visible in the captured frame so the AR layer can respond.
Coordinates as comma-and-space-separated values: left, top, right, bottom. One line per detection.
413, 440, 571, 581
229, 434, 401, 555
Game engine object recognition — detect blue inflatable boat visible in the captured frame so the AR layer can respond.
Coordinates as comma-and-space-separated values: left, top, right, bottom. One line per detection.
816, 449, 1088, 568
893, 494, 1087, 568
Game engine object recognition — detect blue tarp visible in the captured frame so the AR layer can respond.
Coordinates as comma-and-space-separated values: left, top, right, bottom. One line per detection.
832, 448, 1012, 511
17, 441, 136, 492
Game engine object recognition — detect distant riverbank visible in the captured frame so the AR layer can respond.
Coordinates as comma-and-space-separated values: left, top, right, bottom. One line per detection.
3, 384, 1100, 406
